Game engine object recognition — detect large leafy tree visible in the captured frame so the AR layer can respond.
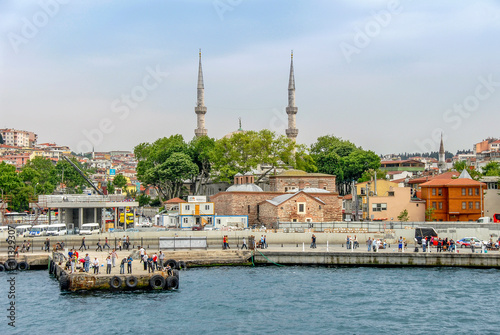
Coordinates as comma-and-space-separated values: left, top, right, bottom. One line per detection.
135, 135, 198, 200
188, 136, 216, 195
310, 135, 380, 189
482, 162, 500, 176
52, 158, 89, 193
211, 129, 311, 183
19, 157, 57, 195
0, 162, 32, 211
113, 174, 128, 189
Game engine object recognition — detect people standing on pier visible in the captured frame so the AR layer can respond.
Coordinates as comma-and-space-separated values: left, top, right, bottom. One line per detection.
367, 237, 372, 252
143, 254, 148, 271
70, 253, 76, 273
449, 239, 455, 252
14, 245, 19, 258
111, 249, 117, 267
470, 238, 476, 253
422, 237, 427, 253
139, 246, 145, 262
106, 256, 112, 274
158, 251, 165, 270
126, 236, 130, 250
44, 238, 50, 252
310, 234, 317, 248
96, 239, 103, 252
346, 236, 350, 250
398, 237, 404, 252
26, 241, 30, 252
127, 256, 133, 274
84, 254, 90, 272
241, 237, 247, 250
437, 238, 442, 252
93, 257, 99, 274
118, 238, 122, 251
120, 258, 126, 274
79, 237, 86, 251
21, 241, 26, 253
147, 254, 154, 273
153, 253, 158, 270
223, 236, 227, 250
260, 235, 265, 249
103, 237, 111, 251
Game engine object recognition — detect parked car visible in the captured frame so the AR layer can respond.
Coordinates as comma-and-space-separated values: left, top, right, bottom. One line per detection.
203, 225, 217, 231
456, 237, 487, 248
191, 225, 202, 231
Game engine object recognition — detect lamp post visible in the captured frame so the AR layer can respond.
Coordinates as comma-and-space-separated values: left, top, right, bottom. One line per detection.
366, 182, 371, 221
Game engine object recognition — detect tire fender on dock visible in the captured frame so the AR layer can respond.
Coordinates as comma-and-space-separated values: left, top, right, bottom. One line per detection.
17, 261, 29, 271
4, 259, 17, 271
172, 269, 179, 279
0, 263, 5, 272
109, 276, 123, 289
149, 275, 165, 290
177, 261, 187, 270
166, 276, 179, 290
164, 259, 177, 269
59, 274, 70, 291
126, 276, 138, 288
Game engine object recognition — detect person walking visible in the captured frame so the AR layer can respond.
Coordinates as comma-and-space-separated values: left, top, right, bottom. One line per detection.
470, 238, 476, 253
241, 237, 247, 250
96, 239, 102, 252
45, 238, 50, 252
79, 237, 86, 251
127, 256, 133, 274
153, 253, 158, 270
93, 257, 99, 274
118, 238, 122, 251
106, 256, 112, 274
147, 254, 154, 273
310, 234, 317, 248
398, 236, 404, 252
367, 237, 372, 252
111, 249, 117, 267
264, 235, 268, 249
103, 237, 111, 251
139, 246, 145, 262
422, 237, 427, 253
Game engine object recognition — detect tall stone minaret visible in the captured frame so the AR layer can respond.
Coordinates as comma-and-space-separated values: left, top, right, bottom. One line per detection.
438, 133, 446, 171
285, 51, 298, 142
195, 49, 207, 137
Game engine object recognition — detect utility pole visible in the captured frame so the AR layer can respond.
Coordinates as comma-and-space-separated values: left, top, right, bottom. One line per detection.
366, 182, 371, 221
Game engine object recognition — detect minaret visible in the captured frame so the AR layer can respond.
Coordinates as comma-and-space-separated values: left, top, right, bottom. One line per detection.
285, 51, 298, 142
195, 49, 207, 137
438, 133, 446, 171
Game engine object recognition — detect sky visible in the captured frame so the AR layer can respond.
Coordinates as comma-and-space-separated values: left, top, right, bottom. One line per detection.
1, 0, 499, 155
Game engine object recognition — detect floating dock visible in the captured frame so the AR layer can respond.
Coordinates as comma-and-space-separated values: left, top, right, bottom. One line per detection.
49, 253, 180, 291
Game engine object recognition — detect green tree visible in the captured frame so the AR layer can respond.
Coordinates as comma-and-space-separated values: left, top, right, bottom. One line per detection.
452, 161, 481, 180
113, 174, 128, 189
188, 136, 216, 195
137, 194, 151, 207
397, 209, 410, 222
135, 135, 198, 200
0, 162, 31, 212
358, 169, 387, 183
482, 162, 500, 176
310, 135, 380, 185
425, 207, 435, 221
52, 158, 88, 193
107, 183, 115, 195
19, 157, 57, 195
211, 129, 305, 183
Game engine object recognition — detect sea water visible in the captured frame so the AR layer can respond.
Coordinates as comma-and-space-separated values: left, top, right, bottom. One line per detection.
2, 266, 499, 334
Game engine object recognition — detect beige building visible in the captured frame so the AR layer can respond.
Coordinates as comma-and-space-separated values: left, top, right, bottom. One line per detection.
0, 128, 37, 147
369, 186, 425, 221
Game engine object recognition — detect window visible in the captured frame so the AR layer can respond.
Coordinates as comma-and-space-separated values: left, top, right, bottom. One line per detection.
469, 202, 473, 209
292, 219, 297, 222
475, 202, 480, 209
306, 218, 312, 222
468, 188, 473, 196
462, 188, 466, 196
248, 205, 250, 214
432, 188, 436, 196
216, 219, 221, 225
438, 188, 442, 196
184, 205, 190, 211
438, 202, 443, 209
432, 202, 437, 209
183, 217, 189, 224
205, 205, 210, 211
372, 203, 387, 212
462, 202, 466, 209
475, 188, 479, 196
298, 203, 306, 214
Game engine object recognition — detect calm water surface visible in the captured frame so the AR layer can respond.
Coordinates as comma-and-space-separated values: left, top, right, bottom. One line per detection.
2, 266, 499, 334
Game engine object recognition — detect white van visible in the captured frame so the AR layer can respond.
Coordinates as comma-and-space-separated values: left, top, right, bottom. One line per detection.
16, 225, 32, 237
29, 224, 49, 237
79, 223, 101, 235
46, 223, 67, 236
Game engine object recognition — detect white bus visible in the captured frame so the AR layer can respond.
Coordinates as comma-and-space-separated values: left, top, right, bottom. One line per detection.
46, 223, 67, 236
15, 225, 32, 237
79, 223, 100, 235
29, 224, 49, 237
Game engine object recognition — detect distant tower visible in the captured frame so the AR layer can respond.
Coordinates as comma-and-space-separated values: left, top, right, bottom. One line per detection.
285, 51, 298, 142
195, 49, 208, 137
438, 133, 446, 171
